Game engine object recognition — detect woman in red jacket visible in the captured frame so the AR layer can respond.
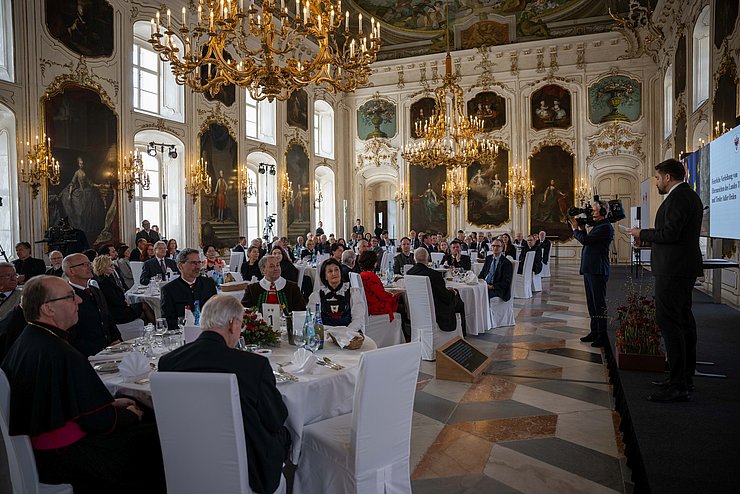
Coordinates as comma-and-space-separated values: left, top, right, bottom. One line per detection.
358, 250, 399, 320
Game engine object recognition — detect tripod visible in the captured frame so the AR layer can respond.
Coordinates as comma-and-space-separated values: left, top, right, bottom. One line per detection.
0, 242, 7, 262
263, 199, 275, 242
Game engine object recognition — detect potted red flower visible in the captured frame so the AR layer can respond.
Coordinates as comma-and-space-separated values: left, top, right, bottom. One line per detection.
614, 285, 664, 371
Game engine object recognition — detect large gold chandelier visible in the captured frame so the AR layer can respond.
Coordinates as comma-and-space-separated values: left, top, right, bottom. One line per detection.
402, 2, 497, 169
149, 0, 380, 101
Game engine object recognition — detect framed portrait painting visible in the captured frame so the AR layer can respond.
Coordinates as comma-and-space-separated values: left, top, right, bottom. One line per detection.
467, 91, 506, 131
285, 141, 310, 239
45, 0, 114, 58
287, 89, 309, 131
410, 97, 437, 138
529, 146, 574, 241
408, 164, 447, 235
531, 84, 571, 130
466, 148, 510, 227
199, 124, 238, 249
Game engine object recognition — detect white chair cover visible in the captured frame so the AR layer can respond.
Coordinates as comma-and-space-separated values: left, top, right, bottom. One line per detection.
316, 253, 330, 267
0, 370, 73, 494
230, 272, 244, 282
512, 251, 535, 299
150, 372, 286, 494
294, 342, 422, 494
489, 296, 515, 328
430, 252, 445, 265
117, 319, 144, 341
229, 252, 244, 274
349, 272, 403, 348
532, 271, 543, 292
130, 261, 144, 287
404, 275, 462, 361
183, 325, 201, 344
380, 251, 390, 272
296, 264, 306, 291
542, 261, 551, 278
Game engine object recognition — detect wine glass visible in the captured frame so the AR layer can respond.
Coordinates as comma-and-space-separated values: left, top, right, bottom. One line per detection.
304, 334, 320, 353
235, 336, 247, 351
176, 316, 186, 333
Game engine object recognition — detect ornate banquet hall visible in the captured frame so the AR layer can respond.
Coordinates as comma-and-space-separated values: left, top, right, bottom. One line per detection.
0, 1, 739, 493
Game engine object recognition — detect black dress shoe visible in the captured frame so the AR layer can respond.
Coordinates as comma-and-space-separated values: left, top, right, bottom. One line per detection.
591, 338, 608, 348
580, 332, 598, 342
647, 387, 691, 402
651, 377, 694, 392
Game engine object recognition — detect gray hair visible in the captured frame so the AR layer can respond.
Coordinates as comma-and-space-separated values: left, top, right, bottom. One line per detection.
0, 261, 14, 271
414, 247, 430, 264
177, 248, 200, 265
62, 253, 87, 274
341, 249, 355, 266
258, 254, 277, 272
154, 240, 167, 250
200, 294, 245, 331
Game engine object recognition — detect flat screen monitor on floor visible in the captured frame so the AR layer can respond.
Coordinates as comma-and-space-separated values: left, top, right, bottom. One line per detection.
709, 126, 740, 240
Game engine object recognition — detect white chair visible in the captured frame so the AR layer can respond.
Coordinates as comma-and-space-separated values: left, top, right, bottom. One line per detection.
404, 275, 463, 361
348, 272, 404, 348
117, 319, 145, 341
489, 296, 515, 329
316, 253, 330, 267
294, 342, 422, 494
183, 325, 201, 344
0, 370, 73, 494
512, 251, 535, 299
150, 372, 285, 494
541, 261, 551, 278
229, 251, 244, 274
130, 261, 144, 287
532, 270, 543, 292
230, 272, 244, 282
430, 252, 445, 265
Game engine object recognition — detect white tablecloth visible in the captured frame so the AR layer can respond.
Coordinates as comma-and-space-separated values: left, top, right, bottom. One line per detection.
125, 286, 162, 318
95, 334, 377, 463
294, 263, 318, 288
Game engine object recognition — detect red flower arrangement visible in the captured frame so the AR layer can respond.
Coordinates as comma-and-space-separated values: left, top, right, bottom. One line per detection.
615, 289, 662, 356
241, 307, 281, 346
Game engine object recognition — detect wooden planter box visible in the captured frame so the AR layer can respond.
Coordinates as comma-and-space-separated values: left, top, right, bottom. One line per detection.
616, 349, 665, 372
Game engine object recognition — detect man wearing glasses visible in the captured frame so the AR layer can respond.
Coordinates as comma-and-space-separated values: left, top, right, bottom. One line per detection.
160, 248, 218, 330
63, 253, 121, 357
478, 239, 514, 302
0, 262, 21, 319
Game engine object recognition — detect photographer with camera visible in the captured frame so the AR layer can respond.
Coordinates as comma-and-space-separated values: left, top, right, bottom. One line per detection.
569, 200, 614, 348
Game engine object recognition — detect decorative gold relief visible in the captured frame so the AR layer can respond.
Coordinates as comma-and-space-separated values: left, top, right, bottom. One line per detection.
587, 122, 645, 159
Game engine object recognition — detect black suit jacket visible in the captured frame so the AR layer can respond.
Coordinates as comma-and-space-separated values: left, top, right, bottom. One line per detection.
68, 285, 122, 357
129, 248, 143, 262
478, 255, 513, 301
540, 239, 552, 264
517, 243, 543, 275
95, 275, 137, 324
406, 263, 457, 331
573, 219, 613, 276
160, 276, 218, 330
639, 182, 703, 279
0, 306, 26, 362
135, 229, 160, 244
158, 331, 290, 494
241, 280, 306, 312
140, 257, 180, 285
442, 253, 471, 271
12, 257, 46, 282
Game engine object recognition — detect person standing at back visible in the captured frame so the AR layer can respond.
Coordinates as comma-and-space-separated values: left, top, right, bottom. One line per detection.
630, 158, 703, 403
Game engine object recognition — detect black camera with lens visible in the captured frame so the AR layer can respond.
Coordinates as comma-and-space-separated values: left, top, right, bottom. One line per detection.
568, 195, 626, 227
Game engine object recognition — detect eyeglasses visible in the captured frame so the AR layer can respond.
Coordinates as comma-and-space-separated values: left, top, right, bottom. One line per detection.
492, 244, 503, 248
69, 261, 92, 269
45, 292, 77, 304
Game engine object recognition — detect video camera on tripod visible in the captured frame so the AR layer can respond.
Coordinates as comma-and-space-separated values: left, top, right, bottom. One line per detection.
35, 217, 89, 255
568, 195, 626, 227
263, 213, 276, 241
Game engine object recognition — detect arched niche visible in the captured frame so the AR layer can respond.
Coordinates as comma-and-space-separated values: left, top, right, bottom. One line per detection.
314, 165, 336, 237
0, 102, 17, 250
246, 151, 278, 241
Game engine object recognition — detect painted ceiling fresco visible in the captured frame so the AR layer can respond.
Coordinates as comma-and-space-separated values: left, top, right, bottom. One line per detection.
350, 0, 635, 60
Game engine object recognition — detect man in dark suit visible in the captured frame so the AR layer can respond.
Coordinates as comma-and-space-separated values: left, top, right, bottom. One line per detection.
45, 250, 65, 277
12, 242, 46, 285
129, 237, 148, 262
158, 295, 290, 494
478, 239, 513, 301
538, 231, 552, 266
0, 262, 22, 319
62, 253, 122, 357
631, 159, 703, 402
160, 248, 218, 330
242, 254, 305, 312
570, 201, 614, 349
135, 219, 160, 244
352, 218, 365, 237
233, 236, 247, 253
140, 241, 180, 285
517, 235, 543, 275
406, 248, 467, 336
443, 240, 472, 271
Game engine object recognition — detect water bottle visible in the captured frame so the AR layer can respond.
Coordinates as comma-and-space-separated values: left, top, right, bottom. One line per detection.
193, 300, 201, 326
387, 253, 394, 284
304, 308, 318, 352
311, 252, 317, 266
314, 303, 324, 350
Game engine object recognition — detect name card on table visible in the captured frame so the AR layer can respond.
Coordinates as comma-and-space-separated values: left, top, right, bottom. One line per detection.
261, 303, 281, 333
435, 336, 492, 383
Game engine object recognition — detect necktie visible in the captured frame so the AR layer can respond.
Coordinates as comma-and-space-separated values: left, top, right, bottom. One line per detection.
112, 270, 123, 289
160, 259, 167, 275
266, 283, 279, 304
486, 258, 496, 284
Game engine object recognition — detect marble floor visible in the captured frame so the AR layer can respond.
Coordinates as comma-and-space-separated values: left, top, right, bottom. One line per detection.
409, 263, 631, 494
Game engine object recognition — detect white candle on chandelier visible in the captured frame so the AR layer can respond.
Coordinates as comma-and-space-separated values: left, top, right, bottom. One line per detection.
156, 11, 160, 32
296, 0, 300, 20
303, 5, 307, 24
330, 7, 334, 27
182, 7, 186, 27
150, 18, 155, 36
210, 10, 214, 30
358, 13, 362, 34
167, 9, 171, 29
198, 5, 202, 24
345, 10, 349, 30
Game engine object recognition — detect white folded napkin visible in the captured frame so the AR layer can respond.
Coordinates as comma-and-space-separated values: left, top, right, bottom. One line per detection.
88, 351, 131, 363
118, 352, 151, 379
327, 328, 362, 349
184, 308, 196, 326
464, 271, 479, 285
284, 347, 316, 374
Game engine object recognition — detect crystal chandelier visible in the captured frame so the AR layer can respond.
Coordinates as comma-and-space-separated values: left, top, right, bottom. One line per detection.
280, 171, 294, 208
19, 134, 60, 199
441, 166, 469, 205
401, 1, 497, 169
121, 150, 151, 201
505, 165, 534, 208
148, 0, 380, 102
186, 157, 213, 202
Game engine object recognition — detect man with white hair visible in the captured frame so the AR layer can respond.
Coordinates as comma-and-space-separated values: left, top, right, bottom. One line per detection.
241, 255, 305, 312
340, 249, 355, 282
158, 294, 291, 494
46, 250, 65, 277
140, 240, 179, 285
538, 230, 552, 267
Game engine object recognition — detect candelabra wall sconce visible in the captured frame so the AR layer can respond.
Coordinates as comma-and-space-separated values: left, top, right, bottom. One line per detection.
121, 149, 151, 201
505, 165, 534, 208
576, 177, 591, 205
394, 184, 408, 209
185, 157, 212, 202
19, 133, 60, 199
314, 183, 323, 208
240, 164, 256, 205
280, 172, 294, 209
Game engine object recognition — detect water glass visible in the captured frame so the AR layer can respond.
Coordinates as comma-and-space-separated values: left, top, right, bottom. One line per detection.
155, 318, 168, 334
176, 316, 186, 333
165, 332, 181, 351
235, 336, 247, 351
292, 311, 306, 346
305, 334, 320, 353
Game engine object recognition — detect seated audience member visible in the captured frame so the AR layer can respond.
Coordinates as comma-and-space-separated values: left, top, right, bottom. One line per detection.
364, 232, 373, 243
63, 253, 122, 357
93, 255, 154, 325
500, 233, 517, 259
232, 236, 247, 253
0, 305, 25, 362
270, 246, 309, 299
330, 242, 344, 262
443, 240, 472, 271
340, 249, 355, 282
293, 236, 306, 259
115, 244, 134, 289
411, 230, 422, 250
251, 237, 267, 257
358, 250, 400, 321
12, 242, 46, 284
0, 275, 165, 493
97, 244, 118, 261
406, 248, 467, 336
202, 244, 224, 273
242, 254, 306, 313
353, 240, 369, 273
83, 249, 98, 262
129, 237, 148, 262
421, 234, 434, 253
538, 230, 552, 266
0, 262, 21, 319
136, 219, 160, 244
158, 295, 290, 494
337, 238, 347, 248
379, 230, 394, 247
455, 230, 469, 251
140, 242, 155, 262
241, 246, 263, 282
308, 258, 364, 332
166, 238, 180, 261
478, 239, 513, 301
46, 250, 65, 277
278, 237, 295, 262
463, 234, 475, 251
476, 232, 490, 259
513, 233, 524, 246
317, 234, 331, 254
438, 239, 449, 256
300, 239, 317, 260
393, 237, 415, 275
140, 240, 179, 285
161, 248, 218, 330
430, 234, 441, 252
518, 234, 543, 275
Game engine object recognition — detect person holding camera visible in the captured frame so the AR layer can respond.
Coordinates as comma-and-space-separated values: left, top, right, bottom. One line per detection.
569, 201, 614, 348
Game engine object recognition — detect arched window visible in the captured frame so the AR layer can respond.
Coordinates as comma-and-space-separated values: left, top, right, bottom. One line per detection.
0, 0, 14, 81
133, 21, 184, 122
313, 100, 334, 159
664, 65, 673, 138
245, 167, 259, 242
692, 6, 710, 110
314, 165, 335, 236
247, 152, 278, 242
0, 103, 17, 252
133, 131, 186, 243
245, 92, 276, 144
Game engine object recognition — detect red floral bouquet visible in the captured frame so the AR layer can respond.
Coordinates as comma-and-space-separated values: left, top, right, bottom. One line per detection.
241, 307, 281, 347
615, 288, 662, 355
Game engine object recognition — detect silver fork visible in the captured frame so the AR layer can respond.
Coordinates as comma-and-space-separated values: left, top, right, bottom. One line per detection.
276, 366, 299, 382
320, 357, 344, 370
